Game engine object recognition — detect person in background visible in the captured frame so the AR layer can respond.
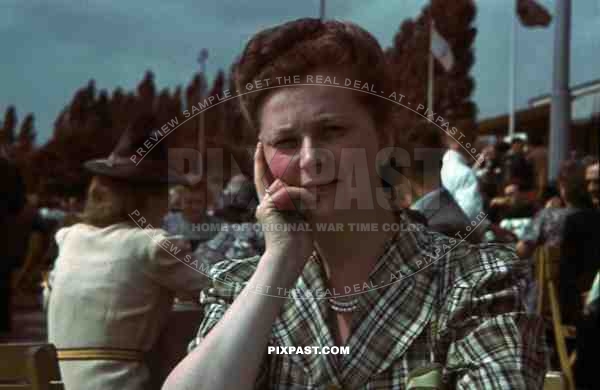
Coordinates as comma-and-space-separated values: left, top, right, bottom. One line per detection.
516, 163, 591, 259
515, 163, 591, 314
162, 185, 188, 235
163, 182, 220, 251
0, 158, 57, 337
0, 158, 27, 335
192, 174, 264, 267
46, 115, 209, 390
441, 135, 515, 242
187, 175, 265, 352
526, 134, 548, 197
559, 208, 600, 324
474, 143, 503, 207
503, 137, 535, 193
206, 180, 222, 212
440, 135, 485, 223
402, 122, 483, 243
489, 183, 537, 222
584, 159, 599, 209
541, 183, 562, 209
575, 290, 600, 390
559, 203, 600, 390
182, 183, 221, 250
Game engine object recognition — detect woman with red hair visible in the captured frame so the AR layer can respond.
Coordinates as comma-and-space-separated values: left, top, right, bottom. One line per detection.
165, 19, 545, 390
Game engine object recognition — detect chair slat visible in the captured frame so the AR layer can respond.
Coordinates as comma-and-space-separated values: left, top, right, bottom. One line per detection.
548, 280, 575, 390
543, 371, 564, 390
0, 344, 35, 380
0, 344, 63, 390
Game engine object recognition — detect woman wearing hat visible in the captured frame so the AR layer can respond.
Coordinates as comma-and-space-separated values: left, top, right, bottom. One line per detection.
45, 115, 210, 389
166, 19, 545, 390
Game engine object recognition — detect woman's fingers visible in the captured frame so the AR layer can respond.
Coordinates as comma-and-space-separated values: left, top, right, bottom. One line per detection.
265, 178, 284, 197
254, 142, 275, 200
254, 146, 316, 218
269, 184, 317, 213
254, 142, 266, 198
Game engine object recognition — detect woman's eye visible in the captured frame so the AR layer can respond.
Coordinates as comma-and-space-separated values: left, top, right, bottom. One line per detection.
273, 138, 298, 148
323, 125, 346, 137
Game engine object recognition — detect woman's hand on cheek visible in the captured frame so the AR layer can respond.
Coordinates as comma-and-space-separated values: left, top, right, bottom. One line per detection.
264, 145, 299, 185
254, 142, 315, 269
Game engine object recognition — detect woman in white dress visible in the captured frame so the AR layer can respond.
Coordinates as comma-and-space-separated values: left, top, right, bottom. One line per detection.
46, 115, 209, 389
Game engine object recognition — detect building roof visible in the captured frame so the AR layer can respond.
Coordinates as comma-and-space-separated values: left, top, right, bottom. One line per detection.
477, 105, 549, 135
529, 78, 600, 107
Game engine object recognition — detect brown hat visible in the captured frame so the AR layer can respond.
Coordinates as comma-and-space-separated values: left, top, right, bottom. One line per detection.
84, 114, 188, 185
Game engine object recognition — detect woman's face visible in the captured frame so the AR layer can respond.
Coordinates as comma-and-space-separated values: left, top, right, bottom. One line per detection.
258, 74, 385, 218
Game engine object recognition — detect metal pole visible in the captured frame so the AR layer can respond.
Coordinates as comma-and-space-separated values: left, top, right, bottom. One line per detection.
508, 0, 517, 137
197, 49, 208, 176
548, 0, 571, 181
319, 0, 325, 20
200, 60, 206, 161
427, 20, 434, 118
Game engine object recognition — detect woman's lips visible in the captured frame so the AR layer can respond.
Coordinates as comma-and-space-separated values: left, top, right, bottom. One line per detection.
308, 180, 339, 192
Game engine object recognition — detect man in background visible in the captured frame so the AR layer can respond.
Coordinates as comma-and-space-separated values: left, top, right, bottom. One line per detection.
585, 160, 599, 209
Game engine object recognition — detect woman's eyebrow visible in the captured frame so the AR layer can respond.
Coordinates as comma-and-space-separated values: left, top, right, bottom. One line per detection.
260, 125, 297, 142
260, 114, 348, 142
311, 114, 347, 126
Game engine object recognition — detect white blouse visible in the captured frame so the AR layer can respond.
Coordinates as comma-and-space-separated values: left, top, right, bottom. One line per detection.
46, 222, 209, 390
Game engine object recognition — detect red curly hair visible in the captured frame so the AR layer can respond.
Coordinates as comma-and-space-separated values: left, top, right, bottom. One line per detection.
233, 18, 391, 135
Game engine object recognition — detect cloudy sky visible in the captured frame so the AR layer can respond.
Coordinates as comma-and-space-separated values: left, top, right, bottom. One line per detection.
1, 0, 598, 145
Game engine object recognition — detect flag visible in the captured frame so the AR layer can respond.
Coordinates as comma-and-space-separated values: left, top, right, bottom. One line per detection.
430, 24, 454, 72
517, 0, 552, 28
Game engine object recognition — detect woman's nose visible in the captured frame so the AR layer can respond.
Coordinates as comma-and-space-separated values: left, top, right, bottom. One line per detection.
298, 137, 334, 180
299, 137, 316, 170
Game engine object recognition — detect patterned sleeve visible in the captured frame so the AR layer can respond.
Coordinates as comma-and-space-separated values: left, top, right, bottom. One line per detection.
521, 209, 546, 244
187, 256, 270, 389
439, 244, 547, 389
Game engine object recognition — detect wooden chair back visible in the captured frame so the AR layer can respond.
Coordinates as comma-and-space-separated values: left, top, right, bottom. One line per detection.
548, 277, 576, 390
535, 245, 576, 390
535, 245, 561, 317
543, 371, 564, 390
0, 343, 63, 390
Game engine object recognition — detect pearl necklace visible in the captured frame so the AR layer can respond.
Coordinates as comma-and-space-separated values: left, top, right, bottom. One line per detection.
315, 211, 403, 314
328, 296, 360, 313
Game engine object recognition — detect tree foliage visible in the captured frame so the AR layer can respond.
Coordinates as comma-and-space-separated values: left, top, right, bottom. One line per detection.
386, 0, 478, 143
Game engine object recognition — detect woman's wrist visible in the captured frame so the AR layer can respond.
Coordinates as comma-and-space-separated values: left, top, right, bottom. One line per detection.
255, 249, 307, 292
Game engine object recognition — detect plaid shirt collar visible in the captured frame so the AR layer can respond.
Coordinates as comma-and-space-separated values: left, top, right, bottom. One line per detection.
271, 212, 440, 388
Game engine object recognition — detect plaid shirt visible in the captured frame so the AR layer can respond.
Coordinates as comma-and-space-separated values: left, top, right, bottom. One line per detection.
191, 214, 546, 389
